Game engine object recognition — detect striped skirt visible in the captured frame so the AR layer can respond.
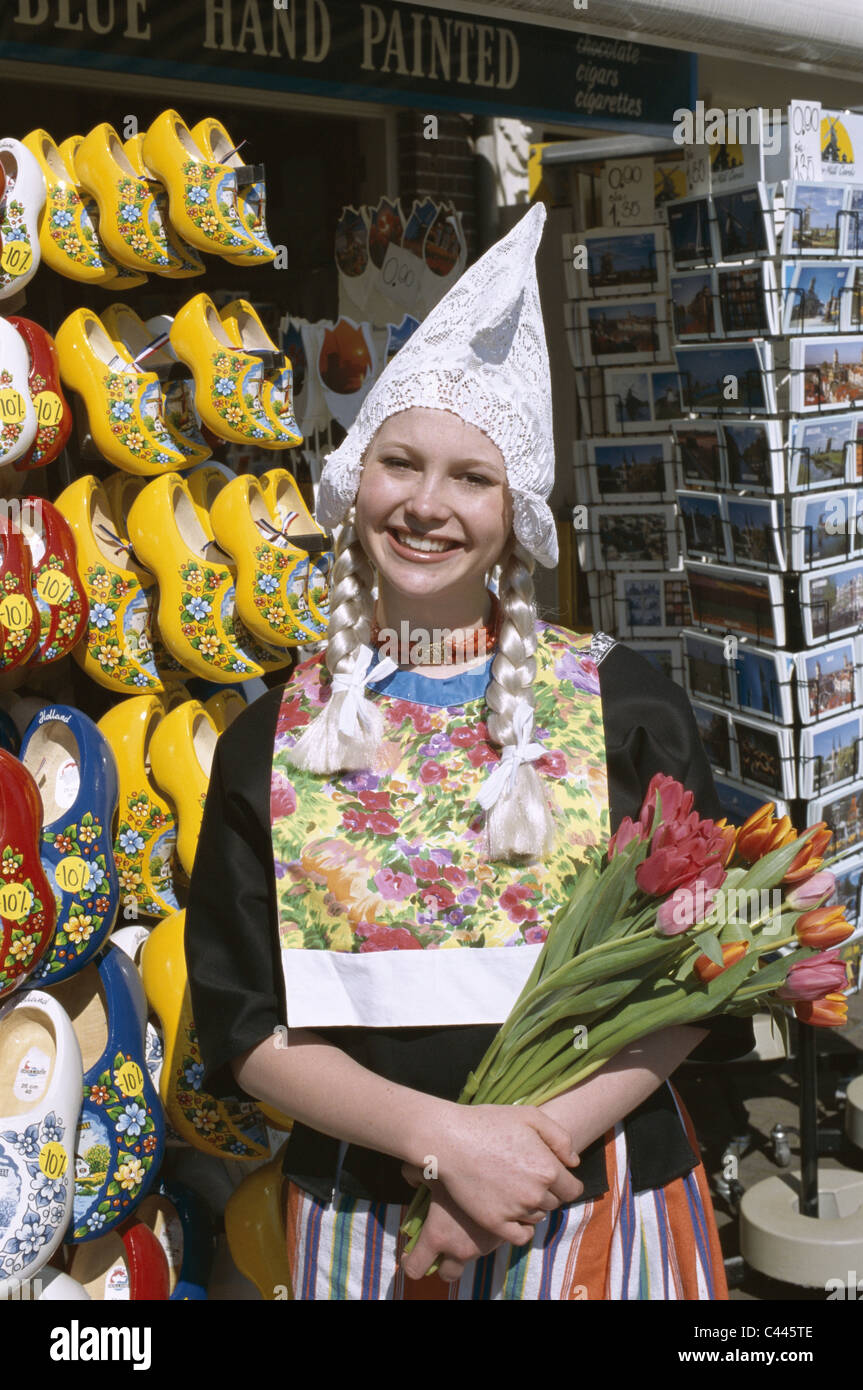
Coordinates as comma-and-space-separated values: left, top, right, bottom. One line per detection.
284, 1088, 728, 1301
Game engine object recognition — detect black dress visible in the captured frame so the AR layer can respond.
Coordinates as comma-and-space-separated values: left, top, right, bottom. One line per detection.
185, 638, 753, 1208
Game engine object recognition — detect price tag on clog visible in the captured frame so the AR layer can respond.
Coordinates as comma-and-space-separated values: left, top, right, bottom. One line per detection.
0, 389, 26, 424
34, 391, 64, 428
0, 881, 33, 922
36, 569, 73, 606
0, 241, 33, 277
55, 855, 90, 894
115, 1060, 145, 1097
0, 593, 33, 632
38, 1142, 68, 1178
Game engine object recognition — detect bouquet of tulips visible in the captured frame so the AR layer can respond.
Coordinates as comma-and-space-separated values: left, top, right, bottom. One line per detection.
401, 775, 853, 1260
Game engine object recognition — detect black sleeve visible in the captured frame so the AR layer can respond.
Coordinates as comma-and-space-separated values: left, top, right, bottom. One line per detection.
184, 685, 287, 1099
598, 641, 756, 1063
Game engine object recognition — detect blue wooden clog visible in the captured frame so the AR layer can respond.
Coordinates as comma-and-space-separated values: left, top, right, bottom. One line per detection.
19, 705, 120, 986
52, 943, 165, 1244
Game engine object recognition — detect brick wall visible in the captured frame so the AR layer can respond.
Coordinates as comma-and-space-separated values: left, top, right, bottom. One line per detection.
396, 110, 478, 260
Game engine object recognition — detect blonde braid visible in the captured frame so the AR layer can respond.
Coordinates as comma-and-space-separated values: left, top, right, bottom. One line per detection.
484, 541, 555, 861
283, 514, 382, 774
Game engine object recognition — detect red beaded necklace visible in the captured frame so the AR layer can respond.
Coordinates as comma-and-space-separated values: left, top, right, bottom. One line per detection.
370, 595, 501, 666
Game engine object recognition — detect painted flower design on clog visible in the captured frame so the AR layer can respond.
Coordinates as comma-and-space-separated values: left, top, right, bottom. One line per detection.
81, 564, 161, 691
173, 1024, 267, 1158
105, 372, 180, 467
182, 161, 268, 254
0, 1112, 70, 1281
46, 184, 106, 271
112, 791, 178, 919
70, 1049, 160, 1241
252, 542, 330, 642
209, 351, 272, 439
0, 844, 52, 996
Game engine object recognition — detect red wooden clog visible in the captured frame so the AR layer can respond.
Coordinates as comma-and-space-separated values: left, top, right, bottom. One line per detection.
6, 317, 73, 470
0, 748, 57, 999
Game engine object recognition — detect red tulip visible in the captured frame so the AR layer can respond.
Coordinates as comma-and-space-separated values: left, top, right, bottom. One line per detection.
794, 992, 848, 1027
777, 948, 849, 1002
607, 815, 647, 859
636, 821, 732, 898
694, 940, 749, 983
636, 774, 694, 837
795, 906, 854, 950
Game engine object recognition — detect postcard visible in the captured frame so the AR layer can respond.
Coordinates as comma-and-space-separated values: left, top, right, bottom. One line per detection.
577, 227, 669, 297
732, 713, 796, 798
670, 270, 719, 339
808, 786, 863, 858
615, 572, 692, 637
790, 336, 863, 412
795, 637, 859, 724
604, 368, 652, 432
593, 504, 678, 570
651, 368, 684, 421
585, 436, 674, 502
674, 342, 772, 414
714, 775, 789, 826
734, 643, 794, 724
801, 559, 863, 644
686, 562, 786, 646
717, 262, 779, 338
677, 490, 728, 562
682, 630, 735, 708
791, 490, 858, 569
830, 850, 863, 929
674, 422, 725, 487
841, 187, 863, 256
781, 182, 847, 255
578, 296, 670, 367
723, 419, 783, 493
788, 414, 857, 490
799, 710, 862, 799
665, 195, 715, 269
692, 701, 734, 774
783, 261, 855, 334
726, 496, 785, 569
712, 184, 775, 261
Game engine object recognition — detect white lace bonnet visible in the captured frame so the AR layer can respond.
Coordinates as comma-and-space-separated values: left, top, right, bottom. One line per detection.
315, 202, 558, 568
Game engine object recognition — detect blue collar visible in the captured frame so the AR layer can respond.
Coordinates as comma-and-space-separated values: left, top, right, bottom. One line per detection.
367, 656, 493, 708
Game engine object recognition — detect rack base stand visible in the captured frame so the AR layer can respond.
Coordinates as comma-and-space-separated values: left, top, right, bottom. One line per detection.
844, 1076, 863, 1151
739, 1169, 863, 1287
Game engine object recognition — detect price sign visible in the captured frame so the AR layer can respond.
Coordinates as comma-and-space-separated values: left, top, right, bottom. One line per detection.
789, 100, 821, 183
600, 157, 654, 228
36, 569, 73, 606
0, 241, 33, 277
34, 391, 64, 428
55, 855, 89, 894
379, 245, 422, 311
0, 882, 33, 922
0, 593, 33, 632
38, 1142, 68, 1179
0, 389, 26, 424
114, 1060, 145, 1097
684, 144, 711, 197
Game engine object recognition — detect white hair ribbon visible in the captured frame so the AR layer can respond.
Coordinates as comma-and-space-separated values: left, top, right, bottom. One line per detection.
476, 703, 544, 812
332, 644, 398, 738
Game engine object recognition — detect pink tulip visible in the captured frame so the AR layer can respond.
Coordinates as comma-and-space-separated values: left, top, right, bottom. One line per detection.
777, 948, 849, 1002
785, 871, 836, 910
608, 816, 646, 858
656, 878, 718, 935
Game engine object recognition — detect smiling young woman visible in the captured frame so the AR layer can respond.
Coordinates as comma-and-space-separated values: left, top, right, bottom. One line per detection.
185, 205, 753, 1301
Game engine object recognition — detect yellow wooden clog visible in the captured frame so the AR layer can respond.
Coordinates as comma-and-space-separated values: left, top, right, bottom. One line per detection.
190, 118, 275, 265
224, 1137, 294, 1300
126, 473, 290, 682
209, 470, 332, 648
54, 473, 164, 696
74, 123, 185, 275
219, 300, 303, 448
97, 695, 180, 920
58, 135, 147, 291
54, 308, 188, 477
148, 701, 217, 878
140, 909, 271, 1160
169, 293, 278, 445
21, 129, 115, 283
184, 463, 231, 532
123, 133, 205, 278
100, 302, 210, 468
204, 689, 246, 732
141, 111, 268, 263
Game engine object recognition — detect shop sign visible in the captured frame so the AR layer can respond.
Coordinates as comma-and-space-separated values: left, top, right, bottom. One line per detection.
1, 0, 695, 132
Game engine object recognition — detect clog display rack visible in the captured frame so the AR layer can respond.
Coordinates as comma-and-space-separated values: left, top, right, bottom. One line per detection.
0, 110, 468, 1302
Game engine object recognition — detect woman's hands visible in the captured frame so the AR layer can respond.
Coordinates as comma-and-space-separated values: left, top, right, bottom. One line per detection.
400, 1104, 584, 1281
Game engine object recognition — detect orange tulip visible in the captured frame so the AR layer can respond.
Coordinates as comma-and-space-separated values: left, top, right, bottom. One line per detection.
793, 992, 848, 1027
795, 906, 855, 950
694, 940, 748, 983
783, 823, 833, 885
734, 803, 796, 864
